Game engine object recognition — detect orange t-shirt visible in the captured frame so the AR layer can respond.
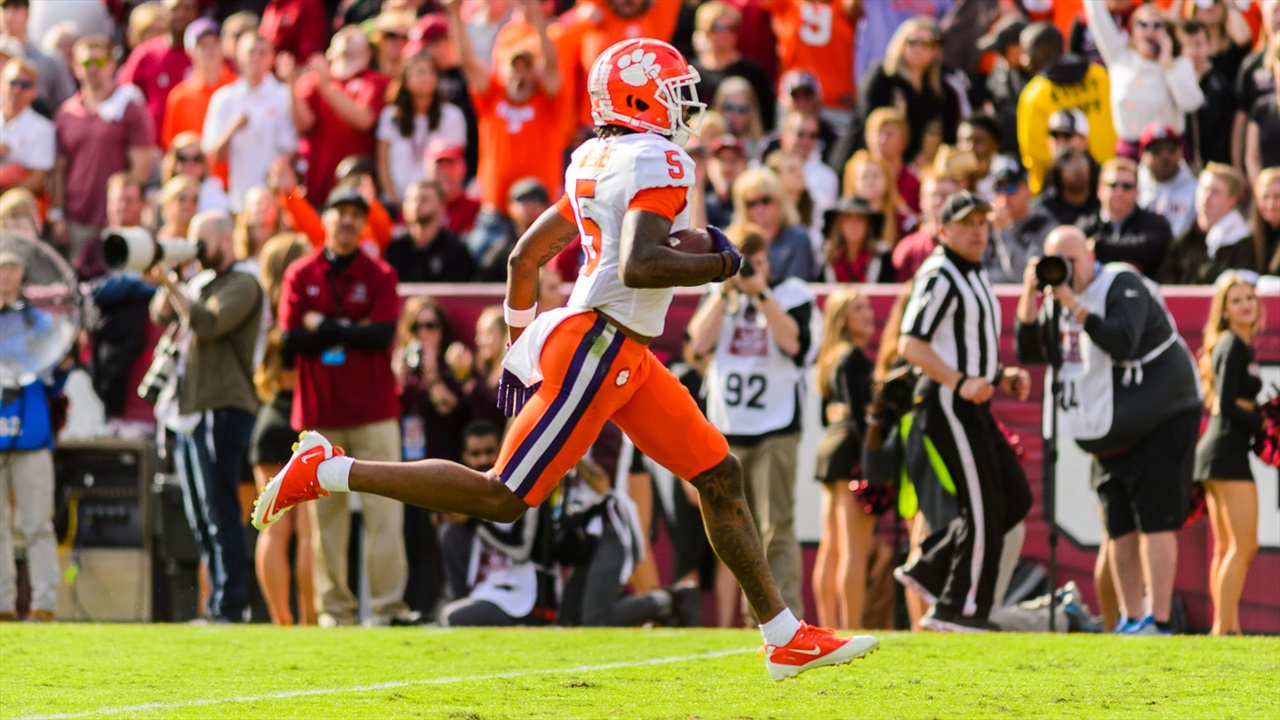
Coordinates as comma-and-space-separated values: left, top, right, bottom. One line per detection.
471, 77, 565, 209
765, 0, 857, 110
162, 66, 236, 186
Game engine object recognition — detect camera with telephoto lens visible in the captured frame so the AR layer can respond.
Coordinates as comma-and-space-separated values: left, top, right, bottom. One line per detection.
1035, 255, 1072, 288
738, 257, 755, 278
103, 227, 204, 272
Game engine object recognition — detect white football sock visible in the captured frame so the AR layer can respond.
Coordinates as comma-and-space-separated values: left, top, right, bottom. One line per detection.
317, 456, 353, 493
759, 608, 802, 647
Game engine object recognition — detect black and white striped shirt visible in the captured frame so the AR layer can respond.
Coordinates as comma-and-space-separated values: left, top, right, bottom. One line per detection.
902, 245, 1002, 382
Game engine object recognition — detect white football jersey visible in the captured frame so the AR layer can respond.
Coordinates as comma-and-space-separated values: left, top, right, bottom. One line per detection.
563, 132, 695, 338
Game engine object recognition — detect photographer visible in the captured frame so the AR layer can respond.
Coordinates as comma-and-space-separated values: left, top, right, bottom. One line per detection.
147, 210, 264, 624
687, 222, 816, 619
1015, 226, 1201, 636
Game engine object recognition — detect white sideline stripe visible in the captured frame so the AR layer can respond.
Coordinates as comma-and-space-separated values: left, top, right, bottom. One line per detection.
19, 648, 757, 720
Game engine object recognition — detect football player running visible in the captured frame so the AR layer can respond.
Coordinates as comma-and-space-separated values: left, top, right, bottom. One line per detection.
253, 38, 876, 680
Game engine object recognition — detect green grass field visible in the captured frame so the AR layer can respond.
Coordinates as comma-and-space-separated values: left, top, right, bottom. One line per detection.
2, 625, 1277, 719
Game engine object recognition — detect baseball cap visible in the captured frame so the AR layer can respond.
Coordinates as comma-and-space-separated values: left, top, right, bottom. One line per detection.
711, 134, 746, 157
323, 185, 370, 214
779, 69, 821, 99
411, 14, 448, 44
1048, 109, 1089, 138
938, 191, 992, 224
425, 138, 465, 163
978, 14, 1028, 52
991, 155, 1028, 184
508, 178, 549, 204
183, 17, 220, 54
1140, 122, 1182, 152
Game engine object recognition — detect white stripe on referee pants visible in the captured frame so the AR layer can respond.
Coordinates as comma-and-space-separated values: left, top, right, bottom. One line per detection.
938, 384, 986, 618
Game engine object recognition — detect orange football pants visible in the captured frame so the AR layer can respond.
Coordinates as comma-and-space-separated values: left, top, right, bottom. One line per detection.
495, 312, 729, 507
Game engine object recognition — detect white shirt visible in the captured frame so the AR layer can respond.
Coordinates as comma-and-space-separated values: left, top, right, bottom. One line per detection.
0, 106, 56, 171
375, 103, 467, 200
202, 75, 297, 212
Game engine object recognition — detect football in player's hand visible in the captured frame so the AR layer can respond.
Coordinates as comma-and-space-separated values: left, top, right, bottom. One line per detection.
668, 228, 714, 254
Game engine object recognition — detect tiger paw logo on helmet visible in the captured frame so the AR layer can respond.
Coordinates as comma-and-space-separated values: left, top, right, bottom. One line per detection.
617, 49, 660, 87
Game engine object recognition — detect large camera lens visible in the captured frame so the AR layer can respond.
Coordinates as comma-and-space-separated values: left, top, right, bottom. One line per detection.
1035, 256, 1071, 287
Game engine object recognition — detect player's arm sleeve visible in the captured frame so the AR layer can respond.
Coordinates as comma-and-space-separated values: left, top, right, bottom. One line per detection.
628, 186, 687, 221
1082, 274, 1149, 360
901, 270, 954, 342
554, 194, 575, 223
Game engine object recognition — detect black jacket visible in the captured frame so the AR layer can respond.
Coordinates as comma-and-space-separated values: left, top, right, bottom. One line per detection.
385, 229, 477, 284
1155, 222, 1260, 285
1081, 206, 1173, 277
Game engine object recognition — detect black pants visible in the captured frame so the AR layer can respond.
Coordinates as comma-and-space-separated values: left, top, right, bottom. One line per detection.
910, 383, 1031, 620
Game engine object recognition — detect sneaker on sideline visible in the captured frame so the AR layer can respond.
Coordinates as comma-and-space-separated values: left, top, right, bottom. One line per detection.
764, 622, 878, 681
921, 607, 999, 633
893, 565, 939, 606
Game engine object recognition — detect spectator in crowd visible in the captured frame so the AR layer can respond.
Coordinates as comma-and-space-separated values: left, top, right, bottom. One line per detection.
446, 0, 562, 271
375, 51, 467, 209
711, 77, 767, 160
1158, 163, 1261, 283
475, 177, 550, 282
260, 0, 327, 63
706, 134, 749, 229
153, 175, 199, 241
277, 185, 410, 628
958, 113, 1002, 200
1085, 0, 1205, 160
219, 11, 258, 73
0, 58, 54, 196
384, 179, 475, 283
931, 144, 980, 192
1017, 22, 1116, 195
370, 9, 414, 80
1195, 273, 1264, 636
0, 0, 74, 117
690, 1, 775, 130
0, 244, 64, 622
765, 0, 858, 127
772, 70, 838, 152
395, 295, 469, 621
1184, 0, 1254, 83
118, 0, 198, 145
896, 190, 1032, 632
162, 17, 233, 160
124, 1, 168, 52
731, 166, 814, 282
163, 132, 229, 213
1180, 18, 1237, 168
821, 195, 891, 283
292, 26, 389, 209
776, 109, 837, 220
204, 32, 298, 214
1035, 147, 1101, 229
853, 0, 951, 83
1017, 226, 1201, 635
861, 107, 921, 213
451, 304, 506, 432
842, 149, 908, 245
232, 186, 283, 264
1252, 166, 1280, 274
1085, 157, 1173, 276
250, 232, 315, 626
87, 173, 147, 276
423, 140, 480, 236
1047, 109, 1092, 159
275, 154, 394, 258
765, 149, 819, 252
1232, 0, 1279, 170
52, 35, 155, 258
411, 14, 480, 185
147, 210, 264, 624
811, 286, 877, 630
893, 168, 959, 282
1138, 123, 1198, 238
1069, 0, 1134, 66
855, 17, 957, 167
1245, 38, 1280, 185
980, 13, 1029, 157
688, 223, 817, 621
0, 186, 39, 236
983, 158, 1048, 284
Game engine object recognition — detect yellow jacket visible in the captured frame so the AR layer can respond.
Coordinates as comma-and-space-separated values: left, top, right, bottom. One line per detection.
1018, 61, 1116, 195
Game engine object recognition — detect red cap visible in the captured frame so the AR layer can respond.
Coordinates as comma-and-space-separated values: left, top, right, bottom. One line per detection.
426, 138, 465, 163
711, 134, 746, 157
411, 14, 448, 44
1140, 123, 1181, 152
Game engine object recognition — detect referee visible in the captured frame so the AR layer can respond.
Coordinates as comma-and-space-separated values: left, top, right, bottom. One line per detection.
894, 191, 1034, 632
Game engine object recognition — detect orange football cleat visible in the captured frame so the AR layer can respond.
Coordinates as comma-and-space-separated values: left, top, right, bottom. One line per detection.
252, 431, 344, 530
764, 622, 879, 681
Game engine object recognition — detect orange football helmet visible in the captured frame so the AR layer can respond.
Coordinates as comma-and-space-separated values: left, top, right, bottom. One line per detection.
587, 38, 705, 145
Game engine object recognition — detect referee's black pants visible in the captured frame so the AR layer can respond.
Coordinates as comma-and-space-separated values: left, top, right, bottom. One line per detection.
909, 381, 1032, 620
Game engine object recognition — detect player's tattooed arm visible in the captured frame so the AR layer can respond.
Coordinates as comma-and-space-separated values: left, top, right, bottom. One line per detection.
505, 203, 578, 341
619, 210, 725, 288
